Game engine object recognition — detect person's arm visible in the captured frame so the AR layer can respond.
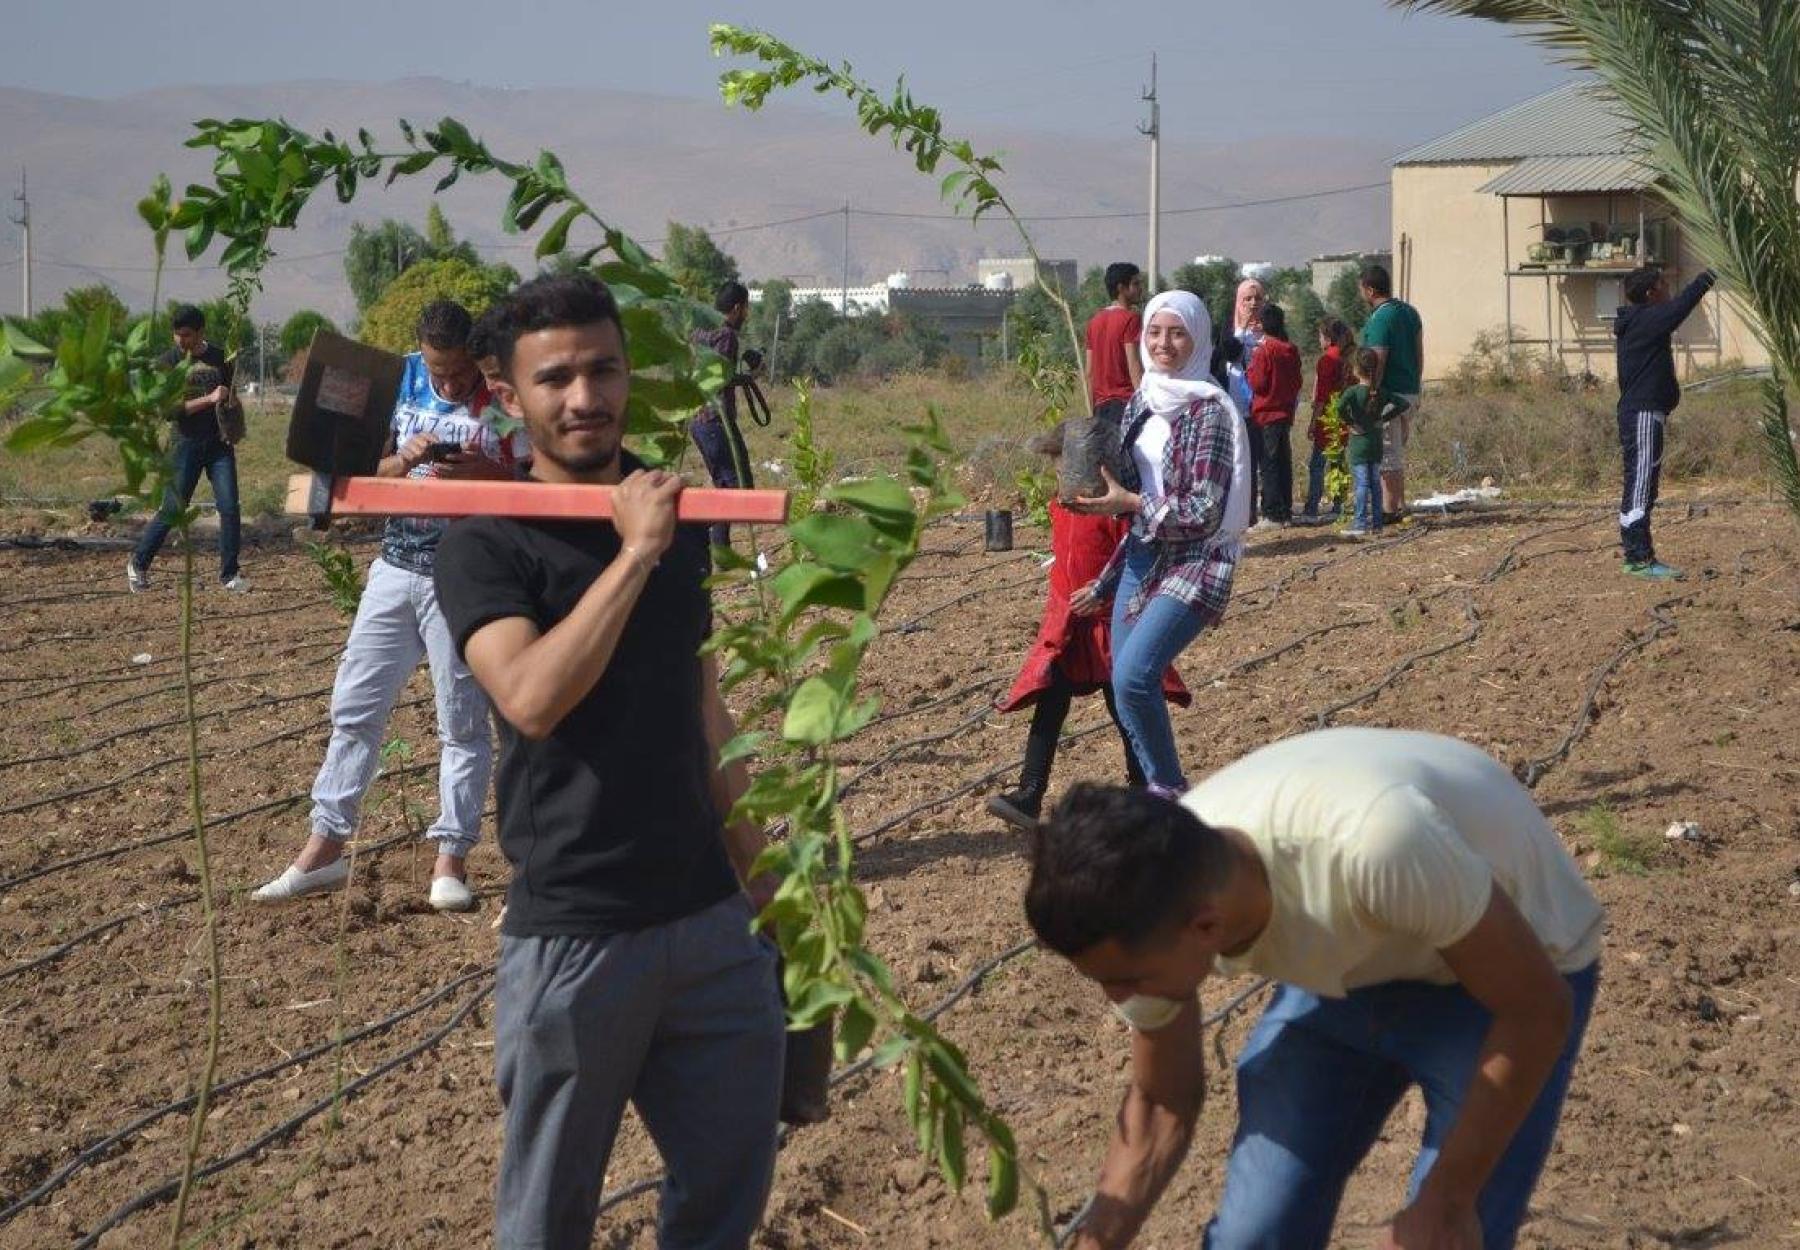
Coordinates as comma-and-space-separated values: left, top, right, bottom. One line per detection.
1641, 270, 1719, 337
1085, 346, 1097, 400
1071, 531, 1130, 613
461, 470, 682, 740
1067, 998, 1205, 1250
1246, 343, 1270, 398
698, 650, 774, 908
1382, 889, 1575, 1250
377, 433, 437, 478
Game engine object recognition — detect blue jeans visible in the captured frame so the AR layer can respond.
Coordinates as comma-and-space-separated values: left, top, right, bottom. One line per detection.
690, 409, 753, 549
132, 432, 241, 582
1204, 963, 1599, 1250
1351, 461, 1382, 532
1110, 536, 1207, 791
1304, 446, 1337, 518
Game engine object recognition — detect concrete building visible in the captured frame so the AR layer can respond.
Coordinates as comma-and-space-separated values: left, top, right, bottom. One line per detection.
754, 268, 1022, 362
1391, 82, 1765, 383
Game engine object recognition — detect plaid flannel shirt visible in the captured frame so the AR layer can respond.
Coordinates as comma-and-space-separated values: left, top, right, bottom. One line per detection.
1095, 392, 1240, 624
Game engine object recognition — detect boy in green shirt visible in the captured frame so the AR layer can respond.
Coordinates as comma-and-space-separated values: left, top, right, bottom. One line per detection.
1341, 347, 1410, 537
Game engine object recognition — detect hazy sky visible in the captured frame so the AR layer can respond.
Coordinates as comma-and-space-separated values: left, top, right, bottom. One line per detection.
7, 0, 1569, 148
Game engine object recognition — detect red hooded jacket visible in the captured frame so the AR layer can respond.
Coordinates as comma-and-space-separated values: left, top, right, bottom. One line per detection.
1247, 335, 1304, 428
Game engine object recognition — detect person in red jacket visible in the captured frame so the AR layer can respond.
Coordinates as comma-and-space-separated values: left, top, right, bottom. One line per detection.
988, 423, 1189, 831
1246, 303, 1303, 526
1303, 317, 1355, 522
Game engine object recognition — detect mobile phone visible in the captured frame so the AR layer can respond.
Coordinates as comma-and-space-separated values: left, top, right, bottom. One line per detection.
423, 441, 463, 462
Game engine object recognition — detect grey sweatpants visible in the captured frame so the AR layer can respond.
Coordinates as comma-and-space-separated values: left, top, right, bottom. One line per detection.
494, 894, 785, 1250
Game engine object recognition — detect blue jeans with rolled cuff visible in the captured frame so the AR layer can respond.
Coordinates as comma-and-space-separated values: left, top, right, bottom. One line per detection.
1109, 535, 1207, 792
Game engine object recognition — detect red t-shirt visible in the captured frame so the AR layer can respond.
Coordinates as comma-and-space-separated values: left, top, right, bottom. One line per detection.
1086, 306, 1142, 407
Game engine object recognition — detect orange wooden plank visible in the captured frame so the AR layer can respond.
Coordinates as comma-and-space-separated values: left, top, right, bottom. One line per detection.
285, 474, 790, 525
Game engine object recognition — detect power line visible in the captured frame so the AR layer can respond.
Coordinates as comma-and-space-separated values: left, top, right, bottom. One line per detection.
853, 179, 1390, 222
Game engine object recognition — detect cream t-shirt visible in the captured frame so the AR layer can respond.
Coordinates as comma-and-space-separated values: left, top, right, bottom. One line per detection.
1185, 728, 1602, 998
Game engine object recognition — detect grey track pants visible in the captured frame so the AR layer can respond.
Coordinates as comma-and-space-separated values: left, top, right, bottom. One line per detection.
494, 894, 785, 1250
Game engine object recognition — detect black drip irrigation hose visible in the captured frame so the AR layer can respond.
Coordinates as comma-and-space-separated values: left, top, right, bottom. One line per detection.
0, 966, 493, 1226
1228, 522, 1431, 618
885, 568, 1047, 636
1516, 590, 1697, 789
65, 976, 497, 1250
0, 760, 440, 894
0, 595, 335, 659
1309, 592, 1482, 731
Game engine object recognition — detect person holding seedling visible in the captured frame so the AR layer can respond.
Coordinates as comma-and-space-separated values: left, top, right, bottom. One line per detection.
1066, 289, 1251, 799
433, 273, 784, 1250
987, 422, 1188, 831
1028, 728, 1602, 1250
252, 299, 519, 912
1341, 347, 1411, 538
1613, 264, 1716, 579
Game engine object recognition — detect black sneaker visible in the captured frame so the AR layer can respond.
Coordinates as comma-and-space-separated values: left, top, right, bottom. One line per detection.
986, 789, 1042, 832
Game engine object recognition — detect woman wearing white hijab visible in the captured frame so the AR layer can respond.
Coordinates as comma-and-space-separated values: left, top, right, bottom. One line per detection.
1069, 289, 1251, 796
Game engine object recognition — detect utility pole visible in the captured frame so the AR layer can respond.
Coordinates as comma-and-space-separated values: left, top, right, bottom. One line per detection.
1138, 55, 1160, 294
841, 200, 851, 318
10, 168, 30, 317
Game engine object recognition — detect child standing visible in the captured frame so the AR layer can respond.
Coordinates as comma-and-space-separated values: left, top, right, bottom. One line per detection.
1341, 347, 1410, 538
989, 424, 1189, 831
1246, 304, 1303, 527
1303, 318, 1354, 522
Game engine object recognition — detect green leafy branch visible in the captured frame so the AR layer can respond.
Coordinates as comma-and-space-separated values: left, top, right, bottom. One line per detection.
1317, 391, 1352, 516
710, 24, 1092, 410
172, 114, 728, 463
706, 417, 1041, 1227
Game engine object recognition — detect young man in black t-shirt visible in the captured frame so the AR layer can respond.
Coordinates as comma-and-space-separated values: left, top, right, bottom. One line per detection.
433, 273, 783, 1250
128, 304, 247, 591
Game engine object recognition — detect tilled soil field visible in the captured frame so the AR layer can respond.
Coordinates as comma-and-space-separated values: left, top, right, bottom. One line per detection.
0, 497, 1796, 1249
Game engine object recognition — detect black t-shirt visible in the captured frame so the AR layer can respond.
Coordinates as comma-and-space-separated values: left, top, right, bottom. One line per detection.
159, 344, 234, 441
433, 473, 737, 938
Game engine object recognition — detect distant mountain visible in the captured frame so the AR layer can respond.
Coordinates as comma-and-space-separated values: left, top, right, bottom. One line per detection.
0, 78, 1392, 324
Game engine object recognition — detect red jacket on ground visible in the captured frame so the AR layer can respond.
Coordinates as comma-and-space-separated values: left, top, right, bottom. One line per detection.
997, 502, 1190, 712
1247, 336, 1304, 428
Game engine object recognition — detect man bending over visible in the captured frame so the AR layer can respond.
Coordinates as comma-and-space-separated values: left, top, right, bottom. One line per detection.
1027, 727, 1602, 1250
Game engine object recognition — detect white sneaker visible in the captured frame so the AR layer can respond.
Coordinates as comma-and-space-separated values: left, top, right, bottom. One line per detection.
1248, 519, 1282, 535
429, 875, 476, 912
221, 575, 250, 593
126, 560, 150, 593
250, 858, 350, 902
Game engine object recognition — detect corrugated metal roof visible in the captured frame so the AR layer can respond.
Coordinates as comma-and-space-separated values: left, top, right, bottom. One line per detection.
1395, 82, 1642, 165
1477, 153, 1656, 196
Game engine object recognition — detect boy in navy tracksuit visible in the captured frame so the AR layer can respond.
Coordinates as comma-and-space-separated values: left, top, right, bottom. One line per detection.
1613, 265, 1716, 579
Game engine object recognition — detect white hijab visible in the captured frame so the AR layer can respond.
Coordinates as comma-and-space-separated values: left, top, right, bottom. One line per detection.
1136, 290, 1252, 552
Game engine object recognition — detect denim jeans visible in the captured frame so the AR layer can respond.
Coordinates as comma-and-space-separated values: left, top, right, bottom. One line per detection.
1352, 461, 1382, 532
691, 409, 754, 549
309, 558, 493, 857
1303, 446, 1337, 518
132, 432, 241, 582
1110, 536, 1207, 791
1204, 963, 1598, 1250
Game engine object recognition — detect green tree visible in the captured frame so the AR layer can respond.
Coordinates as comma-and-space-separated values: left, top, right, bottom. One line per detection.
344, 219, 431, 311
1326, 264, 1373, 333
279, 308, 339, 357
425, 202, 478, 265
663, 221, 741, 302
1170, 257, 1241, 328
359, 257, 511, 354
1397, 1, 1800, 522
